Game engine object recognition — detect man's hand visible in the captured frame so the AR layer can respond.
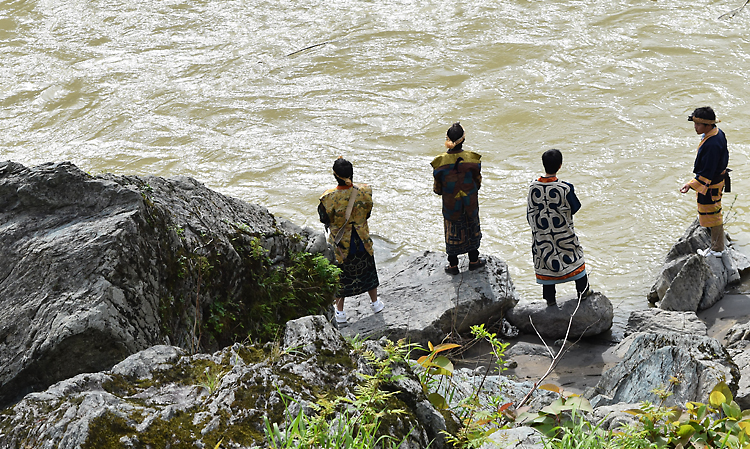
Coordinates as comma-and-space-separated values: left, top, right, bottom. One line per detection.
680, 183, 691, 193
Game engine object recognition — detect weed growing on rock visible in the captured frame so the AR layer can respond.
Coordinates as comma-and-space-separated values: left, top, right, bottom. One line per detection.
263, 339, 412, 448
197, 235, 340, 347
514, 384, 594, 438
197, 364, 227, 395
523, 379, 750, 449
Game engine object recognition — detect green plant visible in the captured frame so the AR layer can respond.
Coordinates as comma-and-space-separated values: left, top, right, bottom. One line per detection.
416, 341, 460, 410
514, 384, 594, 438
169, 224, 185, 237
413, 325, 515, 449
202, 236, 341, 346
263, 339, 413, 448
541, 407, 613, 449
535, 380, 750, 449
197, 364, 227, 395
470, 324, 510, 376
613, 381, 750, 449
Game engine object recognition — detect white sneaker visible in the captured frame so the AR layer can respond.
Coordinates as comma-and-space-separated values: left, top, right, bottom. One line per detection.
335, 310, 347, 323
698, 248, 723, 257
370, 300, 385, 314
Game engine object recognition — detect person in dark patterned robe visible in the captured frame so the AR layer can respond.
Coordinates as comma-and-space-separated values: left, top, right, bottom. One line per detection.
431, 122, 486, 275
679, 106, 739, 283
680, 107, 729, 254
527, 149, 591, 307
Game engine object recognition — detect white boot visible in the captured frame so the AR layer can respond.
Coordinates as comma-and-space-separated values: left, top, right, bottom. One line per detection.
721, 251, 741, 284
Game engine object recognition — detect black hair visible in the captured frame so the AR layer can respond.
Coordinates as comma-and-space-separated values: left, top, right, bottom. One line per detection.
691, 106, 716, 123
542, 149, 563, 175
446, 122, 464, 150
447, 122, 464, 141
333, 158, 353, 186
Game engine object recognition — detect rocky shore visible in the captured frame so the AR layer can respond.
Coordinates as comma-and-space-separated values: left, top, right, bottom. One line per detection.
1, 161, 749, 448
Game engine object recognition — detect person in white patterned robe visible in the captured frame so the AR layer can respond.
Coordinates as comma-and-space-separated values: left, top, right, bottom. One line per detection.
527, 149, 591, 307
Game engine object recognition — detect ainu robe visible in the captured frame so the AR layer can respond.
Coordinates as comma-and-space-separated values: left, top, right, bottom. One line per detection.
318, 184, 374, 264
431, 149, 482, 256
687, 127, 729, 228
527, 176, 586, 284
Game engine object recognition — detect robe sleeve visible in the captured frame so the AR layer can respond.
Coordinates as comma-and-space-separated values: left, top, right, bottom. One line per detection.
566, 183, 581, 215
318, 201, 330, 230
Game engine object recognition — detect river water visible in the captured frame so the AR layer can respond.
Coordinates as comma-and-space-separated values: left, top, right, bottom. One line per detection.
2, 0, 750, 334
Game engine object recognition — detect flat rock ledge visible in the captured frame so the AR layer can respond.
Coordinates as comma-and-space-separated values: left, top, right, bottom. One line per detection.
339, 250, 520, 349
625, 309, 708, 337
505, 292, 614, 340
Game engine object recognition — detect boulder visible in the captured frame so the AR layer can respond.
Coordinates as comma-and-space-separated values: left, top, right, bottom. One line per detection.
723, 320, 750, 410
648, 219, 748, 311
725, 320, 750, 347
624, 309, 707, 337
0, 161, 330, 408
586, 332, 740, 408
338, 251, 520, 349
726, 340, 750, 410
505, 292, 614, 340
0, 315, 448, 449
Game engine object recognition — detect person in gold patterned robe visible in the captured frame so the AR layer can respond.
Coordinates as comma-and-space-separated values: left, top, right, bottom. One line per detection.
319, 157, 384, 324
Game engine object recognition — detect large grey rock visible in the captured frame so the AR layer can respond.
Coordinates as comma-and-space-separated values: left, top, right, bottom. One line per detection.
625, 309, 707, 337
726, 320, 750, 347
649, 219, 748, 311
724, 320, 750, 410
338, 251, 519, 348
0, 161, 329, 408
659, 255, 714, 311
0, 316, 447, 449
110, 345, 185, 378
505, 292, 613, 340
727, 340, 750, 410
586, 332, 739, 408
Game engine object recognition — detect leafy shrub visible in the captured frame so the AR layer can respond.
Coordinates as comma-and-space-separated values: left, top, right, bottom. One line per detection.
205, 236, 341, 346
263, 339, 411, 449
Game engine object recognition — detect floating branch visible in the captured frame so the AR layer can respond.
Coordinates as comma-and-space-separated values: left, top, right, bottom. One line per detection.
719, 0, 750, 18
286, 41, 331, 57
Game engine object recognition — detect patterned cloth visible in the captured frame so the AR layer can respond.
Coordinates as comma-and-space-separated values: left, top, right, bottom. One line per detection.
318, 184, 374, 264
527, 176, 586, 285
686, 128, 729, 228
432, 149, 482, 255
443, 216, 481, 256
337, 231, 379, 297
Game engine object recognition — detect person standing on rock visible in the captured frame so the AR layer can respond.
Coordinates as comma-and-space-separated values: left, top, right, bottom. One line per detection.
319, 157, 385, 324
679, 106, 739, 282
431, 122, 486, 275
527, 149, 591, 307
